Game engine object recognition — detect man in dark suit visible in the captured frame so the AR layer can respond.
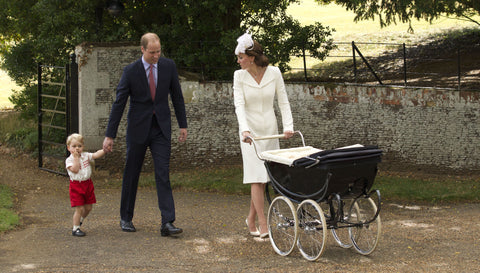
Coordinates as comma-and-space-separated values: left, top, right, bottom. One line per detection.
103, 32, 187, 236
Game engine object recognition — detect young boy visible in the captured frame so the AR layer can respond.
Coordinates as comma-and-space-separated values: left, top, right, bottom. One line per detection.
65, 133, 105, 237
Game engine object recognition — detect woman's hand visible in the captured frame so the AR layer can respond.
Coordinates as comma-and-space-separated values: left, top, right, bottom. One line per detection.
283, 130, 294, 139
242, 131, 252, 144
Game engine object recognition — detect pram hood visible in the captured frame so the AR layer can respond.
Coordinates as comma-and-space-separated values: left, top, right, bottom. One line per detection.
293, 144, 383, 168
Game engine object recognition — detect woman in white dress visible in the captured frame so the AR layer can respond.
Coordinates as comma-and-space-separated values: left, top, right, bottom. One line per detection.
233, 32, 294, 238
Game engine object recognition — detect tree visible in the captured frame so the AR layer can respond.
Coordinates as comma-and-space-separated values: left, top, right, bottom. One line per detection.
316, 0, 480, 30
0, 0, 335, 118
242, 0, 335, 72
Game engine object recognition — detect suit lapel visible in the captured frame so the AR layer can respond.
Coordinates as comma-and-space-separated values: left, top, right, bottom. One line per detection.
135, 59, 150, 94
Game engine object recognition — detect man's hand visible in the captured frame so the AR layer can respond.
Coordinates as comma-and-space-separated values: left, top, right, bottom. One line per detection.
103, 137, 114, 153
178, 128, 187, 143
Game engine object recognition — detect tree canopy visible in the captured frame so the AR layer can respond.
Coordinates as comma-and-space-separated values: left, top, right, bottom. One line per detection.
0, 0, 335, 117
317, 0, 480, 31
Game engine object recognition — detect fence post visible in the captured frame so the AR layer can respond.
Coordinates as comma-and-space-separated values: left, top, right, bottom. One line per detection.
37, 63, 43, 168
302, 48, 307, 82
403, 43, 407, 86
352, 41, 383, 85
66, 61, 70, 139
352, 41, 357, 83
69, 53, 79, 134
457, 48, 461, 90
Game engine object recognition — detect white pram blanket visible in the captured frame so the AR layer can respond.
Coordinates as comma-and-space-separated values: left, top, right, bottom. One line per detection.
260, 144, 365, 166
260, 146, 322, 166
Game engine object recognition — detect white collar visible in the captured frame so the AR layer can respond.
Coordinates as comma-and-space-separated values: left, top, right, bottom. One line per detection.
141, 56, 156, 70
242, 66, 274, 88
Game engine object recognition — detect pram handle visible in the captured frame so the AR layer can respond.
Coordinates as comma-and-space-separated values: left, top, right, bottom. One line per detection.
252, 134, 287, 140
246, 131, 306, 161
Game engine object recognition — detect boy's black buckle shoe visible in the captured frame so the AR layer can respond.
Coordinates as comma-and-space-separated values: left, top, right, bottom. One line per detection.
72, 228, 86, 237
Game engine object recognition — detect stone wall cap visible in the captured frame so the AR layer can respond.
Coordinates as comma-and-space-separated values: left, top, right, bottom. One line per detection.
76, 41, 138, 48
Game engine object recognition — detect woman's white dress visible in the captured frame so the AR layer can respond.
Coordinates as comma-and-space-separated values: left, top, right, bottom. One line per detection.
233, 66, 294, 184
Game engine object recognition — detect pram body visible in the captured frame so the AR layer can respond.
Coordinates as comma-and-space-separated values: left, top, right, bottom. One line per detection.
249, 132, 383, 261
262, 144, 382, 203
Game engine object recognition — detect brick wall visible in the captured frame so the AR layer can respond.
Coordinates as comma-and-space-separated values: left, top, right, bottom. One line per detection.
75, 43, 480, 174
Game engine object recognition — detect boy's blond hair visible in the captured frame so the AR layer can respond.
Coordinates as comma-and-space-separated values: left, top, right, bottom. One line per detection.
66, 133, 84, 146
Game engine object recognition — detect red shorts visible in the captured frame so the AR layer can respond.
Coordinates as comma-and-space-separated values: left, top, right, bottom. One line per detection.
69, 179, 96, 207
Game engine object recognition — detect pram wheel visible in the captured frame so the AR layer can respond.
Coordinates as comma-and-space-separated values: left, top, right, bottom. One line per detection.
349, 197, 381, 255
331, 198, 354, 249
296, 199, 327, 261
267, 196, 298, 256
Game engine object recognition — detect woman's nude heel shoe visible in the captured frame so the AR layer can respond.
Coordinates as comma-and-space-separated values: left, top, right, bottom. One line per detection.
259, 227, 269, 239
245, 218, 260, 236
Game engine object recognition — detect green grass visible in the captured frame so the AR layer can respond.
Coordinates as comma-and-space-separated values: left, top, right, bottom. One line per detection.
286, 1, 480, 70
132, 166, 480, 204
0, 111, 37, 152
139, 166, 251, 195
0, 184, 20, 232
375, 175, 480, 203
288, 1, 480, 41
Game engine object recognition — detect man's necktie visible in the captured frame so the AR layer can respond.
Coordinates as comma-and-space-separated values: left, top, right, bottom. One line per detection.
149, 64, 155, 101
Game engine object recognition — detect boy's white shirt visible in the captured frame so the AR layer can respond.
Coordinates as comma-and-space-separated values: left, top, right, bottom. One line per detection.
66, 152, 94, 181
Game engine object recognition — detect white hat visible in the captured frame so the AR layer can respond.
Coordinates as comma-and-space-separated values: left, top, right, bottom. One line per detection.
235, 32, 254, 55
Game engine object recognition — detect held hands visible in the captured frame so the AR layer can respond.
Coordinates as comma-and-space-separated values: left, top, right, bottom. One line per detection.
102, 130, 187, 152
103, 137, 114, 153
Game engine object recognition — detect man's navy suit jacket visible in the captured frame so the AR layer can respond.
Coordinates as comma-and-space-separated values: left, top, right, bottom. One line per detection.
106, 57, 187, 144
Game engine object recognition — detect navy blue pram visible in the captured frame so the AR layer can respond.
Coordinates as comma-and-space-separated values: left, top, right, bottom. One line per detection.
249, 132, 383, 261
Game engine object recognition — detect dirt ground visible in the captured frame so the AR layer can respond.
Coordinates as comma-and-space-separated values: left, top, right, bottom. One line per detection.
0, 146, 479, 273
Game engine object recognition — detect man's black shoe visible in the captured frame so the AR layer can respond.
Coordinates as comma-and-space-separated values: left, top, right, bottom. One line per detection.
120, 220, 136, 232
72, 228, 86, 237
161, 222, 183, 237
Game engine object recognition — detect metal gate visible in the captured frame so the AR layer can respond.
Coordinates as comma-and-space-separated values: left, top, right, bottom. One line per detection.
37, 54, 78, 175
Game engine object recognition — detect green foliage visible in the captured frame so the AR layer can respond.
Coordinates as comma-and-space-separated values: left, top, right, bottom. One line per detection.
317, 0, 480, 29
242, 0, 335, 71
8, 85, 38, 119
0, 0, 335, 120
0, 184, 20, 232
4, 127, 37, 152
0, 111, 37, 152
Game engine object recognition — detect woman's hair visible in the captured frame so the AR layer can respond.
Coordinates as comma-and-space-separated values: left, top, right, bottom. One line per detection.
245, 41, 269, 67
66, 133, 84, 146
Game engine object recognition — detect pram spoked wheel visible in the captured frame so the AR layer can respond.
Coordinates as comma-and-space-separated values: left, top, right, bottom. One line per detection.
348, 196, 381, 255
329, 198, 354, 249
267, 196, 298, 256
296, 199, 327, 261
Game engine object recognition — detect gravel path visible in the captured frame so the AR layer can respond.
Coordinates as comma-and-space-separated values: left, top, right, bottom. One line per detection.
0, 148, 479, 272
